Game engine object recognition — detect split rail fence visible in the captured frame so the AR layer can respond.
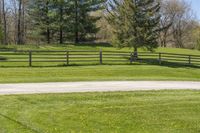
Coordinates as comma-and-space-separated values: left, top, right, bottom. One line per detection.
0, 50, 200, 67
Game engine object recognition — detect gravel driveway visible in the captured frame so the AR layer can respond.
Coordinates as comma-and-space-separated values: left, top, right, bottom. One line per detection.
0, 81, 200, 95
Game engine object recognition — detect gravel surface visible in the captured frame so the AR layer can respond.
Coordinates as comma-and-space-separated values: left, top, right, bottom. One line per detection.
0, 81, 200, 95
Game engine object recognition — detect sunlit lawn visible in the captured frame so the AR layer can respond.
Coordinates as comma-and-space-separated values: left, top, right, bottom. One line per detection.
0, 90, 200, 133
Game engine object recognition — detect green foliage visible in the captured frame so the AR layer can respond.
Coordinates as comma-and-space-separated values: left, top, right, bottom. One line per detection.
196, 39, 200, 51
192, 27, 200, 51
29, 0, 105, 43
107, 0, 161, 51
74, 0, 106, 41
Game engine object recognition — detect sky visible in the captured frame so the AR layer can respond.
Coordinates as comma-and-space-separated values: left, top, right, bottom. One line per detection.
188, 0, 200, 20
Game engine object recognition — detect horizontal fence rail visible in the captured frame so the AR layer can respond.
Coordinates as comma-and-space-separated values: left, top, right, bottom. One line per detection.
0, 50, 200, 67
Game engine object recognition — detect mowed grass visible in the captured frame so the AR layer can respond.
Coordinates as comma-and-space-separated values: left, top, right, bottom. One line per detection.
1, 44, 200, 55
0, 44, 200, 83
0, 90, 200, 133
0, 65, 200, 83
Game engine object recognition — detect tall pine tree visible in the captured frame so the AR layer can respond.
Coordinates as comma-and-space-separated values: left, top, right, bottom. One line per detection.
29, 0, 55, 44
72, 0, 106, 43
107, 0, 161, 55
53, 0, 71, 44
29, 0, 105, 44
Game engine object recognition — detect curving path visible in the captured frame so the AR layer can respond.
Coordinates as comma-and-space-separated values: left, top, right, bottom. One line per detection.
0, 81, 200, 95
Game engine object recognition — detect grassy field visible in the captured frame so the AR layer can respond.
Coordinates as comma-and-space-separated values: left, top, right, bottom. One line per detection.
0, 45, 200, 132
1, 44, 200, 67
0, 65, 200, 83
0, 90, 200, 133
0, 44, 200, 55
1, 44, 200, 55
0, 44, 200, 83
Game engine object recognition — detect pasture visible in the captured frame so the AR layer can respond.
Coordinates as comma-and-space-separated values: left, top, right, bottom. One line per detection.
0, 90, 200, 133
0, 44, 200, 83
1, 44, 200, 67
0, 44, 200, 133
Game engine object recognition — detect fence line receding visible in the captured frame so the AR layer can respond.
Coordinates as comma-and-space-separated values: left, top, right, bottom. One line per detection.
0, 50, 200, 67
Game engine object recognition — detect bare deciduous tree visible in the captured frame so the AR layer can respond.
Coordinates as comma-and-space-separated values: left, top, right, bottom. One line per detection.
17, 0, 23, 44
159, 0, 175, 47
0, 0, 3, 43
160, 0, 195, 48
2, 0, 8, 45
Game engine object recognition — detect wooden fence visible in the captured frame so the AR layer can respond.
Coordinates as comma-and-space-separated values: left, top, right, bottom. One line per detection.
0, 50, 200, 67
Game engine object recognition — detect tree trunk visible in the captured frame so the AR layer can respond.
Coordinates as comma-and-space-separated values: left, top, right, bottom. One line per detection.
75, 0, 79, 43
134, 47, 138, 60
59, 6, 63, 44
21, 0, 25, 44
46, 1, 50, 44
59, 26, 63, 44
0, 0, 2, 44
0, 1, 1, 23
17, 0, 22, 44
2, 0, 8, 45
47, 28, 50, 44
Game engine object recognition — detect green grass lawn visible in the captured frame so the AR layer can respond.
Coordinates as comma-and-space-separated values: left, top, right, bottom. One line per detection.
0, 44, 200, 83
1, 45, 200, 133
1, 44, 200, 54
0, 90, 200, 133
0, 65, 200, 83
1, 44, 200, 67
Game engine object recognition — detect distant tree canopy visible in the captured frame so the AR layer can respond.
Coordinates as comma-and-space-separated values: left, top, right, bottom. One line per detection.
0, 0, 200, 51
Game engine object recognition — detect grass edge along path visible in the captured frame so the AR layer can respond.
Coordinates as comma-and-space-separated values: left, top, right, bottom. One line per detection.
0, 65, 200, 83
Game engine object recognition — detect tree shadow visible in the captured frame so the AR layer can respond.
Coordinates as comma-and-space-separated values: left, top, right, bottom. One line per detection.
0, 47, 17, 51
0, 58, 200, 69
0, 56, 7, 61
136, 58, 200, 69
72, 42, 112, 47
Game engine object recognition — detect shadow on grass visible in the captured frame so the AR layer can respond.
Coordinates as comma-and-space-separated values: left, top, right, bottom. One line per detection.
0, 58, 200, 69
0, 113, 40, 133
0, 47, 17, 51
136, 58, 200, 69
0, 56, 7, 61
72, 42, 112, 47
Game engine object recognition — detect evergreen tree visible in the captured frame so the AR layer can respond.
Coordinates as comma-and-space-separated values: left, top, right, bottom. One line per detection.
107, 0, 161, 56
53, 0, 71, 44
72, 0, 106, 43
29, 0, 105, 44
29, 0, 55, 44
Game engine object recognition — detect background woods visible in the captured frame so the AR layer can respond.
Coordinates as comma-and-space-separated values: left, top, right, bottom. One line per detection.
0, 0, 200, 51
0, 0, 106, 45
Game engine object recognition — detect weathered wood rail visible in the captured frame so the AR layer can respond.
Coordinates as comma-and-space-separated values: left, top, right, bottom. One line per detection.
0, 50, 200, 67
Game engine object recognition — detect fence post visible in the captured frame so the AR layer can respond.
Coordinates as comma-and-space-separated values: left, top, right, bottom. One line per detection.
100, 49, 103, 65
130, 52, 133, 64
159, 53, 162, 65
66, 51, 69, 65
188, 55, 191, 65
29, 51, 32, 67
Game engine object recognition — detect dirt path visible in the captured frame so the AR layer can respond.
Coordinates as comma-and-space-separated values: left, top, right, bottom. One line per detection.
0, 81, 200, 95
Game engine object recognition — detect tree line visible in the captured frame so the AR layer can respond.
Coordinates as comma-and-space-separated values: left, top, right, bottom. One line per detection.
0, 0, 200, 51
0, 0, 105, 45
106, 0, 200, 52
